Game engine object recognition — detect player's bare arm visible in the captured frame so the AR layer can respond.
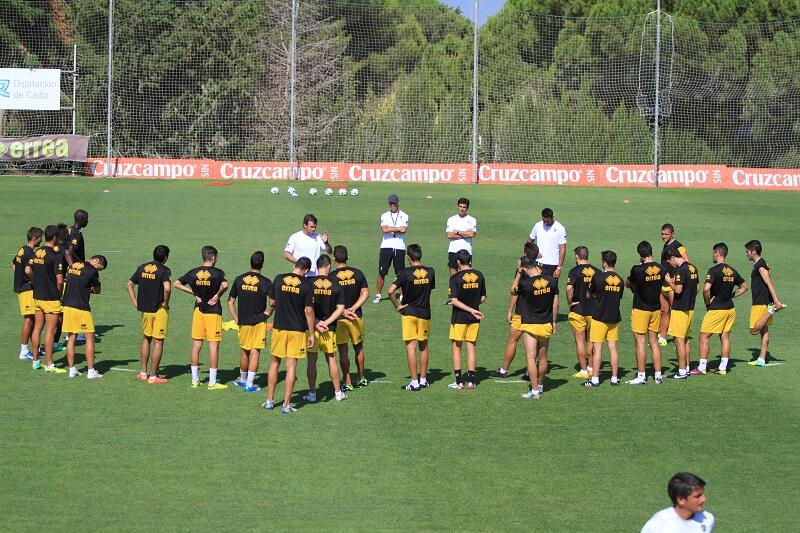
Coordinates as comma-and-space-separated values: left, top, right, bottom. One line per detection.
305, 305, 316, 348
162, 280, 171, 309
703, 282, 713, 307
207, 281, 228, 306
226, 296, 238, 324
759, 267, 784, 309
126, 280, 138, 308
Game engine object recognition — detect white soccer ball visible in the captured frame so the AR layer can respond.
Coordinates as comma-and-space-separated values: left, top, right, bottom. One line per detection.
350, 188, 359, 196
324, 188, 334, 196
287, 186, 297, 195
270, 186, 279, 195
309, 187, 318, 196
338, 188, 348, 196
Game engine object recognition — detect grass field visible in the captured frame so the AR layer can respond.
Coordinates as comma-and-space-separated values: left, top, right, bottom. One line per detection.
1, 176, 798, 532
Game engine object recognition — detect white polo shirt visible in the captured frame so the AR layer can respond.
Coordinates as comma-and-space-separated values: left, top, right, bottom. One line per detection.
380, 210, 409, 250
641, 507, 715, 532
445, 214, 477, 254
529, 220, 567, 266
285, 230, 327, 276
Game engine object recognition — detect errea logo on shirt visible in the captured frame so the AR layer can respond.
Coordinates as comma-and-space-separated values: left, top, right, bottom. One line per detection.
68, 262, 84, 275
142, 263, 158, 280
645, 265, 661, 277
412, 268, 430, 285
314, 277, 333, 295
722, 266, 733, 277
605, 275, 622, 292
241, 275, 260, 292
462, 272, 479, 289
336, 269, 357, 286
282, 275, 302, 294
35, 249, 46, 259
243, 275, 260, 286
196, 270, 212, 286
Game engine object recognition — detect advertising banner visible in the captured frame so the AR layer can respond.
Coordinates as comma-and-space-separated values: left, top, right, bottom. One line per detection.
0, 69, 61, 110
0, 135, 89, 162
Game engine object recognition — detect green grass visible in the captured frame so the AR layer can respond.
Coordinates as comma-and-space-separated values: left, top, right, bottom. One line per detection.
1, 177, 798, 532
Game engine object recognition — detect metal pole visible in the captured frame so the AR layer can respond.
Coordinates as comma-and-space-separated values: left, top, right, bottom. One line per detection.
471, 0, 479, 183
106, 0, 114, 176
72, 43, 77, 135
289, 0, 298, 180
652, 0, 661, 188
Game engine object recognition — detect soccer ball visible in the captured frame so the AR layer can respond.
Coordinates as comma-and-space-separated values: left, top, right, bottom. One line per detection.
270, 186, 279, 195
287, 186, 296, 195
338, 188, 348, 196
309, 187, 318, 196
350, 188, 359, 196
324, 188, 334, 196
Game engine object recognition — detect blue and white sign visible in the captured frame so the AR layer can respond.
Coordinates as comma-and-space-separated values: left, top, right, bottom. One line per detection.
0, 68, 61, 110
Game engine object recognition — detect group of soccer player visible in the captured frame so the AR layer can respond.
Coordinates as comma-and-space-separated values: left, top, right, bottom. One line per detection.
12, 204, 787, 410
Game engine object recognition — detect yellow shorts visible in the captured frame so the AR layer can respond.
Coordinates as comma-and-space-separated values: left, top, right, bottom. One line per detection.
18, 291, 35, 316
35, 299, 62, 314
311, 330, 337, 354
270, 329, 307, 359
239, 322, 267, 351
631, 309, 661, 334
336, 317, 364, 346
62, 307, 94, 334
141, 308, 169, 339
749, 305, 774, 330
191, 308, 222, 342
667, 309, 695, 339
701, 309, 736, 334
661, 284, 672, 294
449, 323, 480, 342
519, 322, 553, 342
511, 313, 522, 331
402, 315, 430, 342
589, 320, 620, 342
568, 312, 591, 331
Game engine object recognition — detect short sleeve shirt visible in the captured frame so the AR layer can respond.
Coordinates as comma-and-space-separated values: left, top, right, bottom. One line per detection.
529, 220, 567, 266
641, 507, 715, 532
269, 273, 314, 332
590, 271, 625, 324
449, 268, 486, 324
31, 245, 64, 301
61, 262, 100, 311
331, 266, 369, 317
68, 225, 85, 262
671, 262, 699, 312
661, 239, 687, 275
380, 210, 409, 250
178, 266, 227, 315
130, 261, 171, 313
515, 274, 558, 324
311, 274, 345, 330
566, 263, 598, 316
229, 272, 271, 326
706, 263, 744, 310
12, 245, 35, 293
628, 262, 665, 312
393, 265, 435, 319
285, 230, 327, 276
750, 258, 771, 305
445, 214, 477, 254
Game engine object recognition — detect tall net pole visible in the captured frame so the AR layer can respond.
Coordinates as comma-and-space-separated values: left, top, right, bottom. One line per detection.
107, 0, 114, 169
471, 0, 479, 183
652, 0, 661, 187
289, 0, 298, 180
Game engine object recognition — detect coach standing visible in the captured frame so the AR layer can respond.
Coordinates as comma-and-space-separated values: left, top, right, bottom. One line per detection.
445, 197, 477, 277
284, 214, 332, 277
528, 208, 567, 278
373, 194, 408, 303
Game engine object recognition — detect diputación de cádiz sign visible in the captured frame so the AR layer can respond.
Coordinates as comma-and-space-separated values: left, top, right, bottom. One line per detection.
0, 69, 61, 111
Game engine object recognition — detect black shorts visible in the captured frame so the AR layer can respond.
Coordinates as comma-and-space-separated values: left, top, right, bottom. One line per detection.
540, 264, 558, 276
378, 248, 405, 277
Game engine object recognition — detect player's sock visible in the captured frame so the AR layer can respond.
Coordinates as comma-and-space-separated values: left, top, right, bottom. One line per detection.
719, 357, 729, 371
499, 367, 508, 374
678, 368, 687, 376
537, 384, 544, 393
20, 344, 28, 356
246, 371, 256, 388
419, 378, 428, 387
209, 368, 218, 386
610, 376, 620, 385
655, 371, 662, 380
454, 370, 462, 385
467, 370, 476, 384
411, 379, 420, 388
191, 365, 199, 383
587, 366, 593, 374
591, 376, 599, 384
698, 359, 708, 371
239, 370, 246, 382
637, 371, 646, 380
683, 366, 690, 375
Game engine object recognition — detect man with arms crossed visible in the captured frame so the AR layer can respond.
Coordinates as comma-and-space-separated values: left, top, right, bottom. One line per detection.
585, 251, 624, 387
228, 251, 272, 393
30, 225, 65, 372
174, 246, 229, 390
388, 244, 435, 392
62, 255, 107, 379
284, 214, 332, 277
127, 245, 172, 384
642, 472, 714, 532
659, 223, 690, 346
331, 245, 370, 389
445, 197, 477, 277
664, 249, 699, 379
448, 250, 486, 390
626, 241, 665, 385
262, 257, 315, 414
745, 239, 786, 367
374, 194, 408, 303
65, 209, 89, 266
565, 246, 597, 379
528, 208, 566, 277
12, 227, 42, 360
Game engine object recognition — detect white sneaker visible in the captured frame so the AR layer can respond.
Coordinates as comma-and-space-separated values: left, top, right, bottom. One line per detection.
447, 382, 464, 389
303, 391, 317, 403
19, 351, 33, 360
626, 376, 647, 385
87, 369, 103, 379
658, 336, 668, 347
68, 367, 81, 378
335, 390, 347, 401
372, 294, 382, 304
521, 389, 541, 400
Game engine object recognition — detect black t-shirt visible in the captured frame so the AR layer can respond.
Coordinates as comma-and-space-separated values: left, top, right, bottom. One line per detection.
706, 263, 744, 310
671, 262, 699, 312
12, 245, 35, 293
130, 261, 171, 313
31, 245, 64, 301
566, 263, 598, 316
590, 271, 625, 324
661, 239, 687, 277
750, 258, 772, 305
449, 268, 486, 325
229, 271, 271, 326
311, 274, 345, 330
393, 265, 436, 319
61, 262, 100, 311
178, 266, 227, 315
628, 261, 665, 312
331, 266, 368, 317
269, 273, 314, 332
68, 225, 85, 262
515, 273, 558, 324
53, 243, 68, 273
514, 267, 528, 315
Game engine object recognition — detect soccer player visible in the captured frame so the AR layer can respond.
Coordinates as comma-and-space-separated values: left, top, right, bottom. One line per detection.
745, 239, 786, 367
65, 209, 89, 266
659, 223, 690, 346
528, 208, 566, 277
374, 194, 408, 303
305, 255, 348, 403
127, 244, 172, 384
228, 251, 272, 393
12, 227, 42, 360
284, 214, 332, 277
388, 244, 435, 391
445, 197, 477, 277
641, 472, 715, 532
664, 249, 700, 379
585, 250, 624, 387
262, 257, 315, 414
565, 246, 597, 379
62, 255, 107, 379
512, 255, 558, 399
29, 225, 66, 372
626, 241, 666, 385
698, 243, 748, 376
331, 245, 370, 389
174, 245, 229, 390
447, 250, 486, 390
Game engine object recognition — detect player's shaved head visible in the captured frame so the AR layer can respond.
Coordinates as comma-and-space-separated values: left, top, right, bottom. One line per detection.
712, 243, 728, 258
574, 246, 589, 260
90, 255, 107, 269
74, 209, 89, 225
316, 254, 331, 269
295, 257, 312, 271
661, 223, 675, 233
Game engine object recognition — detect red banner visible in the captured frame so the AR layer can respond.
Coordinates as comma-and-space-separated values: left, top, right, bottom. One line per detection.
85, 158, 800, 191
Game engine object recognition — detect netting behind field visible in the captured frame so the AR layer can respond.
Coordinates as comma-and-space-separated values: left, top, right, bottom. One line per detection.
1, 1, 799, 169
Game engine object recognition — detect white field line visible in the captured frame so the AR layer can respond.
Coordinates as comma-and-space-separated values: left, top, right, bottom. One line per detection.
109, 367, 138, 372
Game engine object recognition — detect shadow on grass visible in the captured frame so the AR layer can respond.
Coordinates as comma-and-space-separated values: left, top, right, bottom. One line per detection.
93, 324, 125, 344
94, 358, 137, 373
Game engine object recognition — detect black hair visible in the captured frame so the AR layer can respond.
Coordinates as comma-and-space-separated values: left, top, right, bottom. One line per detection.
574, 246, 589, 260
303, 214, 318, 226
316, 254, 331, 269
661, 223, 675, 233
44, 225, 59, 242
524, 241, 539, 259
91, 255, 107, 269
153, 245, 170, 263
201, 245, 218, 262
295, 257, 312, 271
457, 197, 470, 208
745, 239, 762, 255
712, 242, 728, 258
601, 250, 617, 267
333, 245, 348, 263
541, 208, 554, 218
637, 240, 653, 258
250, 251, 264, 269
74, 209, 89, 224
27, 227, 43, 241
407, 244, 422, 262
455, 249, 471, 266
668, 473, 706, 506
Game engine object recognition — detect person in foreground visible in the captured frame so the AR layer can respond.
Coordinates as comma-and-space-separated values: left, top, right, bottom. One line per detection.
641, 472, 714, 532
